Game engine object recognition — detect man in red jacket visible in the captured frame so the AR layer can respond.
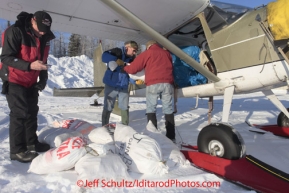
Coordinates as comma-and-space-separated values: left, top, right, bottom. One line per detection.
123, 40, 175, 141
0, 11, 55, 162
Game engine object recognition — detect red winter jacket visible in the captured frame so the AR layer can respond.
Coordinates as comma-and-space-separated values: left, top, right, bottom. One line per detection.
0, 12, 55, 88
124, 44, 174, 86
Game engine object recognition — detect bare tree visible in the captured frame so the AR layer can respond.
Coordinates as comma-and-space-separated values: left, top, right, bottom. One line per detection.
51, 31, 67, 57
79, 35, 99, 58
68, 34, 81, 57
7, 21, 11, 28
0, 20, 12, 46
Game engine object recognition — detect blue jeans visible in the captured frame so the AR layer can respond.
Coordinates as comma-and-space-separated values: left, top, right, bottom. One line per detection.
146, 83, 173, 114
103, 85, 129, 111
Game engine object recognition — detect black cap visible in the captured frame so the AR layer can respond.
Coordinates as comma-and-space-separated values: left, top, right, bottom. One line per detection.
33, 11, 52, 33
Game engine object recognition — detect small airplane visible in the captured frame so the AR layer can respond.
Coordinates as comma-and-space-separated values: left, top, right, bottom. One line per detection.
1, 0, 289, 192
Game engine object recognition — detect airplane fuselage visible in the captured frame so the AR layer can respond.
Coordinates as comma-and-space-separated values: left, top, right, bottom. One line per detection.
131, 3, 289, 98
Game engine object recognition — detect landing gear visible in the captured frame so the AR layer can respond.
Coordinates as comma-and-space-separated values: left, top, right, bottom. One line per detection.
277, 108, 289, 127
197, 123, 246, 160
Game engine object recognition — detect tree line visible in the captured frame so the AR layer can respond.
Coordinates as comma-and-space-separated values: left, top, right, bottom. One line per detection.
52, 34, 124, 58
52, 32, 100, 58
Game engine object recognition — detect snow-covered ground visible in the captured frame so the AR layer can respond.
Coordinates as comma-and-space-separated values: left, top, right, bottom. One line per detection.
0, 53, 289, 193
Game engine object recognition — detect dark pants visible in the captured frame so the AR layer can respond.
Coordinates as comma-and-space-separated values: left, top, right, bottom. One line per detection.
6, 83, 39, 154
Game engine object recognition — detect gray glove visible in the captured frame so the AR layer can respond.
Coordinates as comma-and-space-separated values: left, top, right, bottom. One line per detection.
108, 61, 118, 71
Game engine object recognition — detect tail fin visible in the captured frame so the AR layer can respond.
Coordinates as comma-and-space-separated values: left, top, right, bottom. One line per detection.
93, 42, 106, 97
93, 42, 121, 116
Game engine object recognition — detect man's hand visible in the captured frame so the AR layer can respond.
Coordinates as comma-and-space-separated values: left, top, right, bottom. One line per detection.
135, 79, 145, 85
30, 60, 48, 70
116, 59, 125, 66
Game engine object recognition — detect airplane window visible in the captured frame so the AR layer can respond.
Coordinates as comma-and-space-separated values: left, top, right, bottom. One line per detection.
167, 18, 205, 47
167, 2, 252, 46
203, 7, 227, 33
210, 1, 252, 26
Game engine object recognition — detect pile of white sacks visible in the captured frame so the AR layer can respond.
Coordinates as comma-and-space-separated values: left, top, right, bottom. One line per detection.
28, 119, 190, 181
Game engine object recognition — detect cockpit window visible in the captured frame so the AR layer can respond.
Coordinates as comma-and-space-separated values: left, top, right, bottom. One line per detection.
210, 1, 252, 26
167, 1, 252, 47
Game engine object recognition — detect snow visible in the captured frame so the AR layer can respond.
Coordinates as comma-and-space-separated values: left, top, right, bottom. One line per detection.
1, 52, 289, 193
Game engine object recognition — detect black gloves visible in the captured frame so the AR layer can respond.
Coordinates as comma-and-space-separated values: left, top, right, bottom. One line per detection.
1, 81, 9, 94
34, 81, 46, 91
35, 70, 48, 91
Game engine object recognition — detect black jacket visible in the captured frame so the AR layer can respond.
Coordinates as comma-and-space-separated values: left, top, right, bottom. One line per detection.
0, 11, 55, 87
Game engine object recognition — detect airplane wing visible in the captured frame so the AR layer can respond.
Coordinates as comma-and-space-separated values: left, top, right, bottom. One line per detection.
0, 0, 209, 45
0, 0, 220, 97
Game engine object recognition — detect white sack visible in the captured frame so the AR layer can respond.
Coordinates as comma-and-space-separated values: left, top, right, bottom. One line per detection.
143, 121, 190, 169
88, 143, 116, 155
88, 126, 114, 145
53, 119, 97, 143
28, 137, 88, 174
53, 119, 96, 133
126, 63, 145, 81
114, 123, 168, 175
75, 153, 131, 183
38, 126, 82, 148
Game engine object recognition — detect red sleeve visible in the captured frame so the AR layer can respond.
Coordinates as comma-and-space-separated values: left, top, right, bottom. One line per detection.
124, 52, 148, 74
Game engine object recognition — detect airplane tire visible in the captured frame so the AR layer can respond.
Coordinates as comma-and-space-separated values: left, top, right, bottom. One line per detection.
197, 123, 245, 160
277, 108, 289, 127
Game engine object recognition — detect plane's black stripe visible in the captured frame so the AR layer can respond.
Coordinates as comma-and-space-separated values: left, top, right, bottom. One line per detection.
246, 155, 289, 183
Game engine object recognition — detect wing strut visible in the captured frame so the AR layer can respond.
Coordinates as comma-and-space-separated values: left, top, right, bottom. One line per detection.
262, 90, 289, 119
208, 96, 214, 124
222, 86, 235, 123
100, 0, 220, 83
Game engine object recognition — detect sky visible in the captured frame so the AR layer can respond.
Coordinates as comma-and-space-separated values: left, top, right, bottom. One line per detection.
216, 0, 273, 7
0, 49, 289, 192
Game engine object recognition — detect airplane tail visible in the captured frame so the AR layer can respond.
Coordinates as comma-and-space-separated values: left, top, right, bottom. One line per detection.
92, 42, 106, 97
93, 42, 122, 115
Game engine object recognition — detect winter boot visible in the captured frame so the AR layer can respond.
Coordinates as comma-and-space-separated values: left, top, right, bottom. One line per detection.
27, 142, 50, 152
165, 113, 175, 140
121, 109, 129, 125
102, 109, 112, 126
10, 151, 38, 163
147, 113, 157, 129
